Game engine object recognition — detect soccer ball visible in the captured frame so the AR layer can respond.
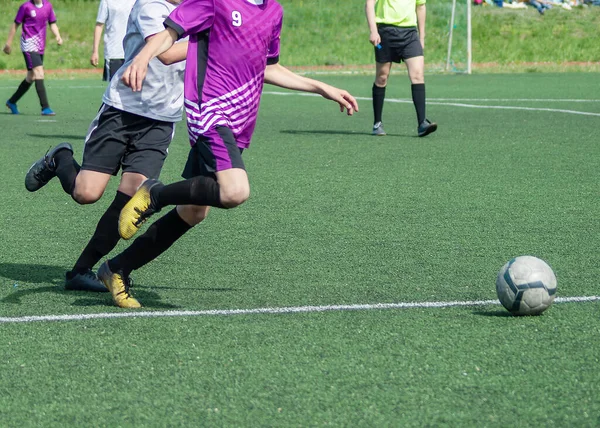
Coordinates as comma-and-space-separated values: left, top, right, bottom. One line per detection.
496, 256, 557, 316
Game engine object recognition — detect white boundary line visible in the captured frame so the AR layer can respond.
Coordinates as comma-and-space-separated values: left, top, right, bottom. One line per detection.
0, 296, 598, 324
264, 92, 600, 117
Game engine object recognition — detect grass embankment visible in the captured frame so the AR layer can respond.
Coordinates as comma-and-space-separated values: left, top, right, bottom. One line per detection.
0, 0, 599, 72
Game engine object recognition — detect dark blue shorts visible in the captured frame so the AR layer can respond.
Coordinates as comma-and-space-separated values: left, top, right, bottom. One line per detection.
375, 25, 423, 64
23, 52, 43, 70
182, 127, 245, 179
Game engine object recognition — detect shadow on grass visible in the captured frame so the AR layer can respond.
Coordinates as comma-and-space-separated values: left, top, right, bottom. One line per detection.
472, 310, 513, 318
0, 262, 64, 285
27, 133, 85, 141
0, 263, 233, 309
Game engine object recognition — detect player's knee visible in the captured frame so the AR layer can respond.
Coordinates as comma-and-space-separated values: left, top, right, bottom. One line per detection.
72, 185, 104, 205
32, 69, 44, 80
177, 205, 209, 226
375, 75, 388, 87
220, 184, 249, 208
409, 72, 425, 84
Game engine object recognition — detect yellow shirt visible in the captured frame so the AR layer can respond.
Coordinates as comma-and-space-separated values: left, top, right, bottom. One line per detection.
375, 0, 425, 27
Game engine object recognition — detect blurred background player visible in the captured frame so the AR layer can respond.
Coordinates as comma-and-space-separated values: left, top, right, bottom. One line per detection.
365, 0, 437, 137
90, 0, 136, 81
96, 0, 359, 309
3, 0, 62, 116
23, 0, 187, 292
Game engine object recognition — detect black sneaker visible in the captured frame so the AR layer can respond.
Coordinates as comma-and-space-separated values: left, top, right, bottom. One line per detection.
25, 142, 73, 192
65, 269, 109, 292
372, 121, 387, 136
417, 119, 438, 137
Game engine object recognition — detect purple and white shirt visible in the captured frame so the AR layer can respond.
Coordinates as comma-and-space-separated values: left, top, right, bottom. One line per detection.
165, 0, 283, 149
14, 0, 57, 54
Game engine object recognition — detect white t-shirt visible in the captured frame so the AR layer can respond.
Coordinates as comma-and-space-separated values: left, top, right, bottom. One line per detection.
96, 0, 135, 60
102, 0, 185, 123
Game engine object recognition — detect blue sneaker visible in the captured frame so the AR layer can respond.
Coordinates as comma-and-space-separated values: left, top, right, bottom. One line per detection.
41, 107, 56, 116
6, 100, 19, 115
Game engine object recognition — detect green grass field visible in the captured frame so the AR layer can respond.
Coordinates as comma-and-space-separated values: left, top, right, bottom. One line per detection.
1, 0, 600, 71
1, 73, 599, 426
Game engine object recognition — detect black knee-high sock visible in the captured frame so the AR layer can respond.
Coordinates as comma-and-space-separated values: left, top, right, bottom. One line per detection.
9, 79, 32, 104
53, 148, 81, 195
34, 79, 50, 109
71, 191, 131, 273
372, 83, 386, 124
151, 176, 225, 210
108, 208, 193, 276
411, 83, 426, 125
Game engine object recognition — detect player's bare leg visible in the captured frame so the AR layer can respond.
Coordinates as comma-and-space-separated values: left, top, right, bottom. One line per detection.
405, 55, 437, 137
372, 61, 392, 136
119, 168, 248, 240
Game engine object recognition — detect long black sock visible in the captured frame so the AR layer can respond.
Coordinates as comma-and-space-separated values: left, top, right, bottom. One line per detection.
34, 79, 50, 109
9, 79, 32, 104
151, 176, 225, 210
372, 83, 386, 124
71, 191, 131, 273
53, 148, 81, 195
108, 208, 193, 276
411, 83, 426, 125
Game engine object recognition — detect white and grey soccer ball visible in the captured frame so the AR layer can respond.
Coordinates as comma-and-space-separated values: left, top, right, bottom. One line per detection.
496, 256, 557, 315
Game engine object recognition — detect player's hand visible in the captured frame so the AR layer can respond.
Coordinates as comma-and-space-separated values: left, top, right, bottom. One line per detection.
90, 52, 99, 67
320, 85, 359, 116
56, 36, 63, 46
420, 37, 425, 49
3, 44, 11, 55
122, 57, 149, 91
369, 32, 381, 47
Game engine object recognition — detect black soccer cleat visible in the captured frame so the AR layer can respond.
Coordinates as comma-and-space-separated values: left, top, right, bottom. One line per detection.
417, 119, 438, 138
25, 142, 73, 192
65, 269, 109, 292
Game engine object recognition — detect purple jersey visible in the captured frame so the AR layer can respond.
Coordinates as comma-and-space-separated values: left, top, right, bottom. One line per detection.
14, 0, 57, 54
165, 0, 282, 150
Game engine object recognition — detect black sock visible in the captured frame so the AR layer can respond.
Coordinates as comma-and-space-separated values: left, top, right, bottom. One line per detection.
9, 79, 32, 104
53, 148, 81, 195
34, 79, 50, 109
71, 191, 131, 274
152, 176, 225, 210
411, 83, 426, 125
108, 208, 193, 276
372, 83, 386, 124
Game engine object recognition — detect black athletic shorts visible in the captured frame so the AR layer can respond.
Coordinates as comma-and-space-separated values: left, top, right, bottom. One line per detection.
23, 52, 43, 70
375, 25, 423, 63
82, 104, 174, 179
103, 58, 125, 81
182, 127, 245, 179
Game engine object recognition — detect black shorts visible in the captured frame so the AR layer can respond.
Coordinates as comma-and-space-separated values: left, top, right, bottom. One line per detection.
182, 127, 245, 179
82, 104, 174, 179
375, 25, 423, 64
23, 52, 43, 70
103, 58, 125, 81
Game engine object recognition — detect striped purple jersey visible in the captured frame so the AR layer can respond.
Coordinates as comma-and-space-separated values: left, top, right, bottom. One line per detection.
164, 0, 283, 149
14, 0, 57, 54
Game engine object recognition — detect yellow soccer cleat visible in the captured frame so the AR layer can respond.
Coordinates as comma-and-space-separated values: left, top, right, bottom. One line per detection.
98, 262, 141, 309
119, 179, 162, 240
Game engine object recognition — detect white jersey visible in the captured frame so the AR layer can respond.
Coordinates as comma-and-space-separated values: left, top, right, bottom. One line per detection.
102, 0, 185, 123
95, 0, 135, 60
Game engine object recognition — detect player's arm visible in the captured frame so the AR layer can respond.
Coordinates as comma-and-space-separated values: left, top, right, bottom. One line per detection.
3, 22, 19, 54
91, 23, 104, 66
49, 22, 62, 45
264, 63, 358, 116
156, 40, 188, 65
122, 27, 178, 91
416, 3, 426, 49
365, 0, 380, 47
